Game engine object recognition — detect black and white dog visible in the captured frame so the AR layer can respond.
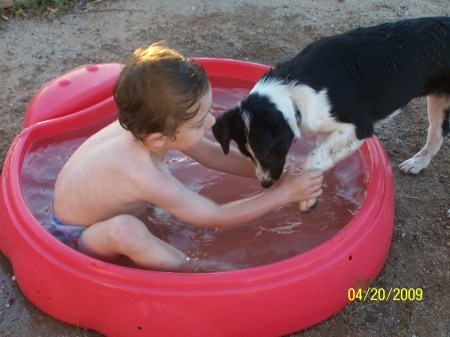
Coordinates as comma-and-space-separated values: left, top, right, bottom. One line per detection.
212, 17, 450, 213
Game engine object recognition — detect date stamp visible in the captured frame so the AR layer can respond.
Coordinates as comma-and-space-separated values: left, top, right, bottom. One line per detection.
348, 287, 423, 302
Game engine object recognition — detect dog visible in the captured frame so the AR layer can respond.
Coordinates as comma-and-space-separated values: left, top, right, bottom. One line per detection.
212, 17, 450, 213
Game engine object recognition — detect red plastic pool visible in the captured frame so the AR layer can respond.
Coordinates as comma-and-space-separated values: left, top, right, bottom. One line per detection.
0, 59, 394, 337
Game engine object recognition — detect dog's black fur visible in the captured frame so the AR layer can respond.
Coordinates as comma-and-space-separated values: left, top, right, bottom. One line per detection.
212, 17, 450, 212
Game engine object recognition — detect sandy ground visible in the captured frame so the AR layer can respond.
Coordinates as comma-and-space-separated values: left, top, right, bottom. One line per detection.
0, 0, 449, 336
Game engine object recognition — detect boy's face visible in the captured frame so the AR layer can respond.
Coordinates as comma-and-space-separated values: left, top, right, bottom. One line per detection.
171, 88, 215, 149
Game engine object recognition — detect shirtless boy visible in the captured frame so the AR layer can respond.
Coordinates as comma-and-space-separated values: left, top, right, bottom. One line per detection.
51, 43, 324, 271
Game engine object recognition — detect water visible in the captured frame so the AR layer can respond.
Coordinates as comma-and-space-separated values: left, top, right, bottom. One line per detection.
21, 77, 367, 272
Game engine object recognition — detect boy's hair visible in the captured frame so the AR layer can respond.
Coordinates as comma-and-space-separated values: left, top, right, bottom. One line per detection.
114, 42, 210, 141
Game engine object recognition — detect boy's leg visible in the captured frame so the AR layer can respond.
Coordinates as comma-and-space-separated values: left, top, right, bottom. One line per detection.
78, 214, 187, 271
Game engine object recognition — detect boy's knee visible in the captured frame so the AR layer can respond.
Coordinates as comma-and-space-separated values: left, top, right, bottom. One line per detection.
107, 215, 146, 251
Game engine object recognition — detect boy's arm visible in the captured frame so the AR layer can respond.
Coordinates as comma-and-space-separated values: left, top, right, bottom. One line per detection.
142, 167, 323, 229
183, 137, 256, 178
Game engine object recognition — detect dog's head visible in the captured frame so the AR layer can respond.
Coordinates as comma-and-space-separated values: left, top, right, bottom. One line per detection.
212, 92, 298, 188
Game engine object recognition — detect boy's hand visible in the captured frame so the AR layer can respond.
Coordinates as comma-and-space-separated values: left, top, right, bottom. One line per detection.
276, 167, 324, 203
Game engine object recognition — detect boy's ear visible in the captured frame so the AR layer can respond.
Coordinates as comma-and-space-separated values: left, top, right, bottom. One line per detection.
143, 132, 168, 148
212, 109, 236, 154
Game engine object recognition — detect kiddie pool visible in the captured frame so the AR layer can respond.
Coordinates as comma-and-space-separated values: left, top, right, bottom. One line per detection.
0, 59, 394, 337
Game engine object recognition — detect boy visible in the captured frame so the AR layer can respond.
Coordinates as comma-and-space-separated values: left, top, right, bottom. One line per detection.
52, 43, 324, 271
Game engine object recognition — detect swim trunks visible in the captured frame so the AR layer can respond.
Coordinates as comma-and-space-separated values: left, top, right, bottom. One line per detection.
45, 211, 86, 250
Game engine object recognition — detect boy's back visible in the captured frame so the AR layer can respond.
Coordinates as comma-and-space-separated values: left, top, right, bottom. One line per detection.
54, 121, 158, 226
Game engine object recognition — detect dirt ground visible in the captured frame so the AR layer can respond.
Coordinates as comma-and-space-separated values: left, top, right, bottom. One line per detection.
0, 0, 449, 336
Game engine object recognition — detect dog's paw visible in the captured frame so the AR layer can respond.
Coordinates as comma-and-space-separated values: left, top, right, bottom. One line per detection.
299, 198, 318, 213
399, 156, 429, 174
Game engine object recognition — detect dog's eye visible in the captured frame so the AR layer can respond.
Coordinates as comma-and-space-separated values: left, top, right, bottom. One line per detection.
265, 144, 289, 163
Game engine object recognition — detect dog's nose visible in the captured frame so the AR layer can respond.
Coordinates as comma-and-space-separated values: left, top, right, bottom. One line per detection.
261, 180, 273, 188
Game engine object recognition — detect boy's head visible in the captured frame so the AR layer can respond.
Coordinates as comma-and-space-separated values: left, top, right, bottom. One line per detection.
114, 42, 210, 141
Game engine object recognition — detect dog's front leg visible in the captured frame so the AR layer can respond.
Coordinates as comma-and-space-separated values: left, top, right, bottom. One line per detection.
299, 126, 364, 212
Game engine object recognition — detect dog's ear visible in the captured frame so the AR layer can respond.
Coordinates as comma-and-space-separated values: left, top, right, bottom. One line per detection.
212, 108, 238, 154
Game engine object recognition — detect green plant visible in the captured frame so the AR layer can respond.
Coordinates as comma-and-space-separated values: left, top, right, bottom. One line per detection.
1, 0, 78, 22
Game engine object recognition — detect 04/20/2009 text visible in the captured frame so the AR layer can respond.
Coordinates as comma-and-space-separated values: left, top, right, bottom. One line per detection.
347, 287, 423, 302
